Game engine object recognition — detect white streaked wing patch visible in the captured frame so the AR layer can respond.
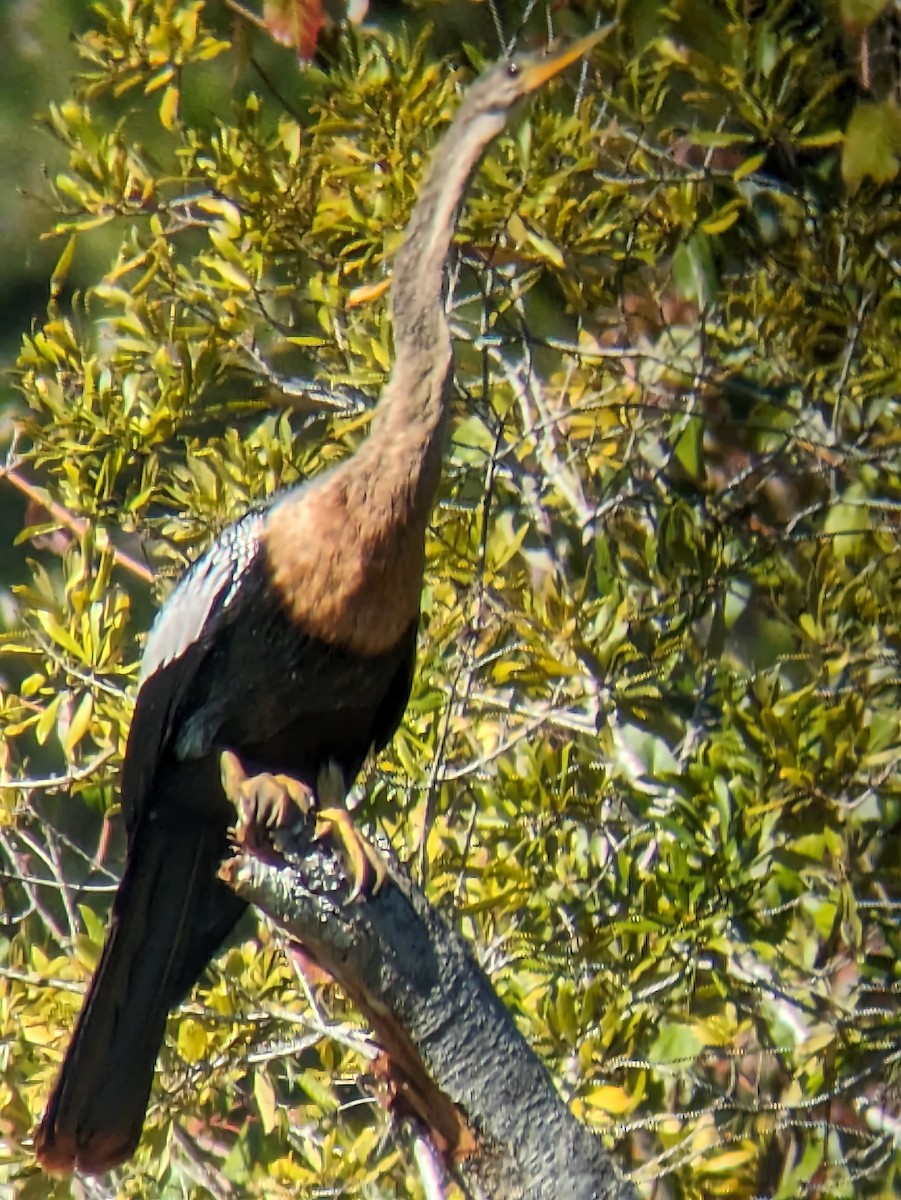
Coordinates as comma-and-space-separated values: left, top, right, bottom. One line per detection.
139, 510, 267, 683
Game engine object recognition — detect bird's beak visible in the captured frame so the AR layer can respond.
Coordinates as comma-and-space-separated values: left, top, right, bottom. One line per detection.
519, 25, 611, 92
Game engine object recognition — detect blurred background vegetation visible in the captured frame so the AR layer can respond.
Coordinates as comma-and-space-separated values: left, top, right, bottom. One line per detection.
1, 0, 900, 1197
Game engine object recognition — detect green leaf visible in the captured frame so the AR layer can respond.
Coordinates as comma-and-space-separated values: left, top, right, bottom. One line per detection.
839, 0, 891, 29
254, 1071, 279, 1134
673, 230, 717, 307
842, 100, 901, 190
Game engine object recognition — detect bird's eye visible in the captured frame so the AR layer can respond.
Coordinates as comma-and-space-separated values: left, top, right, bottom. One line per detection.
506, 61, 519, 79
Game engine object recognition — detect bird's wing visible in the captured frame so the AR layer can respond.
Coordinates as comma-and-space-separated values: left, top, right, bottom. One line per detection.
140, 508, 268, 683
120, 508, 269, 836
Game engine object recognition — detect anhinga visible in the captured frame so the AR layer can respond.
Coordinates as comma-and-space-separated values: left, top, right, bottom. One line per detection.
34, 31, 602, 1176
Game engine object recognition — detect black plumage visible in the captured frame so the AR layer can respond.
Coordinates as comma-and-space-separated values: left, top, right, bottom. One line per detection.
34, 31, 602, 1175
36, 499, 416, 1173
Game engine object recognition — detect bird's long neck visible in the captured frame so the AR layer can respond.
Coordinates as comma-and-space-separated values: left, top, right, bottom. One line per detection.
267, 95, 512, 658
363, 101, 507, 509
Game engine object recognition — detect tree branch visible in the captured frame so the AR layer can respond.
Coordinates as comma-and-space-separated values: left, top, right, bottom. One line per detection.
0, 464, 154, 584
219, 760, 637, 1200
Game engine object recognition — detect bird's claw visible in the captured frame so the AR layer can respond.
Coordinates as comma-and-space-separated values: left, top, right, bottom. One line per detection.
221, 751, 314, 856
315, 806, 389, 900
220, 753, 388, 896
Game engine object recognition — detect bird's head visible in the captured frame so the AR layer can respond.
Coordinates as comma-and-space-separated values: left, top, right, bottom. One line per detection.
458, 27, 609, 132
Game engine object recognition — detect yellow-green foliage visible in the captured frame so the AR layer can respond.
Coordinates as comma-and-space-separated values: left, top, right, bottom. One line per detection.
2, 1, 900, 1197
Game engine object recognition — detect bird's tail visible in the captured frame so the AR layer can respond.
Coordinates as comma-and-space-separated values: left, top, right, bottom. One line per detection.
34, 822, 244, 1175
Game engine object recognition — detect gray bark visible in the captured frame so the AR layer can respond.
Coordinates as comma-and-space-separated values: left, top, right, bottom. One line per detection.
220, 770, 638, 1200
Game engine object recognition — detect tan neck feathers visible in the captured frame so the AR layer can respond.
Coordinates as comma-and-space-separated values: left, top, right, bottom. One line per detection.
264, 456, 427, 657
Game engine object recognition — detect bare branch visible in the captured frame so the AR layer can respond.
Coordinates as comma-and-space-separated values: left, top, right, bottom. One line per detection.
220, 767, 638, 1200
0, 463, 154, 585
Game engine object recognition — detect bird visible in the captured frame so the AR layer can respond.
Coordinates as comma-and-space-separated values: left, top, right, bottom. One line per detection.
34, 29, 603, 1176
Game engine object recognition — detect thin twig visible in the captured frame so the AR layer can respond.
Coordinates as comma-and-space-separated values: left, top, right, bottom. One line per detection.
0, 465, 154, 584
0, 748, 117, 793
410, 1121, 449, 1200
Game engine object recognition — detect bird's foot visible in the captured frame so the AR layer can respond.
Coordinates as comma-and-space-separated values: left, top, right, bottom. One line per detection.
314, 762, 388, 899
221, 751, 314, 859
315, 806, 389, 899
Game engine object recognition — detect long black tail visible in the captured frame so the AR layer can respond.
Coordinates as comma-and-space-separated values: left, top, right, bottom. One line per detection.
35, 822, 244, 1175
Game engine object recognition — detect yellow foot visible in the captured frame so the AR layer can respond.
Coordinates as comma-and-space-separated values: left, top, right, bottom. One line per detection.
221, 751, 314, 856
314, 762, 388, 899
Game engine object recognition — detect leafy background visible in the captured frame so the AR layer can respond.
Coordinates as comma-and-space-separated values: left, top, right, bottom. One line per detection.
1, 0, 899, 1197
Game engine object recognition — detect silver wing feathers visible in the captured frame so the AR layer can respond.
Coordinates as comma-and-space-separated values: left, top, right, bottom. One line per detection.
140, 508, 268, 685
